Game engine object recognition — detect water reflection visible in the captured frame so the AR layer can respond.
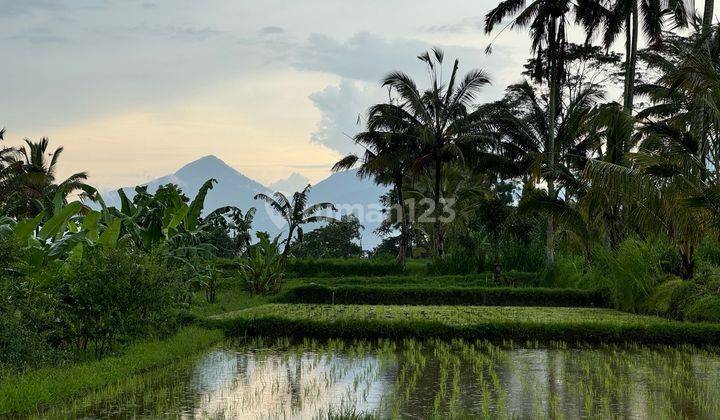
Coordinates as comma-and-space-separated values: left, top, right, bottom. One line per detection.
70, 338, 720, 419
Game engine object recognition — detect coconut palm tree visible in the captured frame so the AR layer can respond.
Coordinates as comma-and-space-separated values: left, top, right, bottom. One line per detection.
485, 0, 575, 263
576, 0, 689, 112
477, 79, 603, 262
254, 185, 337, 267
376, 48, 491, 255
332, 103, 418, 264
11, 137, 91, 219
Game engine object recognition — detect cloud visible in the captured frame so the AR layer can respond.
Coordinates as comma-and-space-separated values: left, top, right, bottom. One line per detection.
421, 16, 485, 33
9, 27, 70, 44
131, 24, 225, 41
259, 26, 284, 35
0, 0, 110, 17
308, 79, 385, 155
289, 31, 428, 83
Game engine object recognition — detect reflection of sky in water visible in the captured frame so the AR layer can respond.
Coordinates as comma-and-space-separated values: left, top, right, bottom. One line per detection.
187, 347, 395, 419
69, 341, 720, 419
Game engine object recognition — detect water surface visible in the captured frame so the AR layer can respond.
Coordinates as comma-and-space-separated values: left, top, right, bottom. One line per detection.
63, 338, 720, 419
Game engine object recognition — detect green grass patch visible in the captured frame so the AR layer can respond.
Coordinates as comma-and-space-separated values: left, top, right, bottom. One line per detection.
185, 284, 270, 320
207, 304, 720, 346
290, 271, 537, 287
0, 327, 222, 417
274, 284, 609, 307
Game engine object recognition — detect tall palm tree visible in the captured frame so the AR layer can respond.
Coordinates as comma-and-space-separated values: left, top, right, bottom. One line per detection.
254, 185, 337, 267
485, 0, 574, 263
333, 103, 418, 264
478, 79, 603, 262
377, 48, 491, 255
576, 0, 689, 112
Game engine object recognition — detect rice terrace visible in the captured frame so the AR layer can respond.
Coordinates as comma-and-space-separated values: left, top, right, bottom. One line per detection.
2, 0, 720, 419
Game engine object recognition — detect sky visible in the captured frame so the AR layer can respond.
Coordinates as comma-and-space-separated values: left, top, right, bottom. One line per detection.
0, 0, 709, 189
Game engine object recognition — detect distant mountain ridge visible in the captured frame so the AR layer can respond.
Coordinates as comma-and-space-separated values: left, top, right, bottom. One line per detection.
102, 155, 388, 249
268, 172, 309, 195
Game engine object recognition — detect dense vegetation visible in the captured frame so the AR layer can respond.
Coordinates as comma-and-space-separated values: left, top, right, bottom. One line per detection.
2, 2, 720, 415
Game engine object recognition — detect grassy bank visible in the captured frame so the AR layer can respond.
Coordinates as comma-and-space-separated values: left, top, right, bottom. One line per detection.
0, 327, 222, 417
207, 304, 720, 346
274, 284, 609, 307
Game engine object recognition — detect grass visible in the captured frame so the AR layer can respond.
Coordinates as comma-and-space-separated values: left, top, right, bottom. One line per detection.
186, 284, 270, 319
274, 284, 609, 307
207, 304, 720, 345
0, 327, 223, 417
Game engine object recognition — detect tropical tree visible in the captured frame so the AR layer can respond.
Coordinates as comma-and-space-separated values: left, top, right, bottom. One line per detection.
332, 101, 418, 264
10, 138, 91, 219
254, 184, 337, 267
485, 0, 574, 263
374, 48, 491, 255
477, 80, 603, 261
201, 206, 256, 257
576, 0, 689, 112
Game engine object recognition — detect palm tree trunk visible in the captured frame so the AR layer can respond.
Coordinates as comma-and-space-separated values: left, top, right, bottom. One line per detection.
546, 20, 559, 265
679, 243, 695, 280
703, 0, 715, 34
395, 178, 407, 265
433, 147, 444, 256
623, 6, 639, 112
280, 226, 294, 270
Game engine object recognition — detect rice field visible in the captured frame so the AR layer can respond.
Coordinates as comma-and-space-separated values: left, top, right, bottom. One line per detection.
50, 337, 720, 419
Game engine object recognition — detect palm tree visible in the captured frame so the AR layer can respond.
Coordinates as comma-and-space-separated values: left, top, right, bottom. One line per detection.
332, 103, 418, 264
254, 185, 337, 267
584, 120, 713, 279
12, 137, 90, 219
485, 0, 574, 263
377, 48, 491, 255
576, 0, 689, 112
478, 80, 603, 262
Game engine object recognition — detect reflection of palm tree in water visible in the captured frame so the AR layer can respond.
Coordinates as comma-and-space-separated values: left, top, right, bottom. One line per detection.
287, 356, 303, 410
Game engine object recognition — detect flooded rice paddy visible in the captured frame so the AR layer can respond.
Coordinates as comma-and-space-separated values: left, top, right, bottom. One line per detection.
61, 338, 720, 419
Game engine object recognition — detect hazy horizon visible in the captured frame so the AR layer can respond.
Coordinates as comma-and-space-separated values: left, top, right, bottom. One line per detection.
2, 0, 710, 189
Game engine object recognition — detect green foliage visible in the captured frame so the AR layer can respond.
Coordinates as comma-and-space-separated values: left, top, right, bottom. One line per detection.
640, 277, 687, 317
538, 254, 585, 289
60, 247, 185, 358
683, 296, 720, 323
0, 327, 222, 417
274, 284, 609, 307
584, 238, 665, 312
291, 214, 363, 259
238, 232, 284, 295
285, 257, 405, 278
208, 304, 720, 346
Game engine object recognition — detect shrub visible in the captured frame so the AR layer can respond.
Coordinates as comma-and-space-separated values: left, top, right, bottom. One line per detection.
0, 237, 64, 372
586, 238, 664, 312
683, 296, 720, 322
274, 284, 610, 307
238, 232, 284, 295
538, 254, 584, 289
427, 246, 486, 275
62, 247, 184, 358
640, 277, 687, 317
285, 258, 405, 278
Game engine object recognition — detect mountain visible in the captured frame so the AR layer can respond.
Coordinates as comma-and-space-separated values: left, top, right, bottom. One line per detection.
268, 172, 309, 195
102, 155, 388, 249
